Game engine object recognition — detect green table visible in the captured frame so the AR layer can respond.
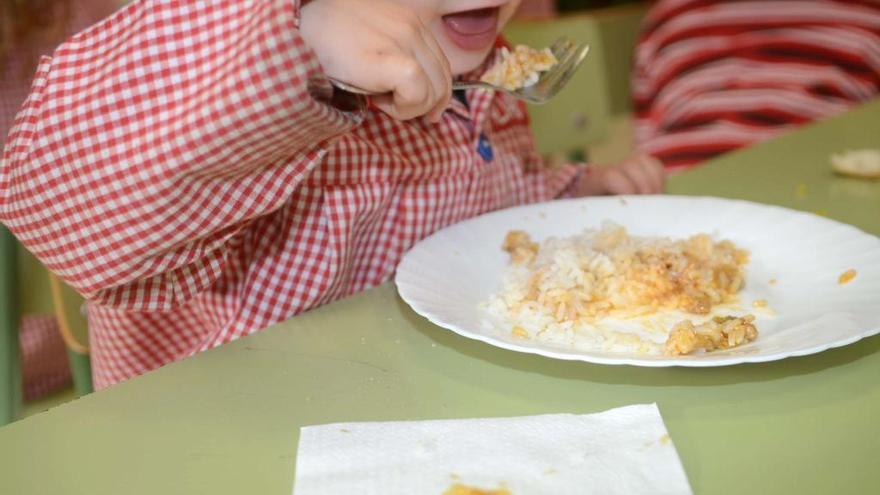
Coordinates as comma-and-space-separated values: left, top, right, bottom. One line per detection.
2, 100, 879, 495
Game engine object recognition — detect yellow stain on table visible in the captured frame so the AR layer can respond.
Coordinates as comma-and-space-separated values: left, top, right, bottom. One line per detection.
443, 483, 511, 495
838, 269, 857, 285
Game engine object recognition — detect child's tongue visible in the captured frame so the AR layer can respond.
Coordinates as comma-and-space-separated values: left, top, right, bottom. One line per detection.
442, 7, 499, 50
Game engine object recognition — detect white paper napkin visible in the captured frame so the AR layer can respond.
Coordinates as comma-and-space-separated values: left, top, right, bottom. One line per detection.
293, 403, 692, 494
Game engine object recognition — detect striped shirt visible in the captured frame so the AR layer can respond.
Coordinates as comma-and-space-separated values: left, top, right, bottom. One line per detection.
633, 0, 880, 170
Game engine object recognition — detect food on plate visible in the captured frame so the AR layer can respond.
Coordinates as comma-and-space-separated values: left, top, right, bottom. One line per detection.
502, 230, 539, 264
481, 45, 557, 91
498, 223, 748, 319
830, 149, 880, 179
664, 315, 758, 356
489, 223, 758, 355
511, 326, 529, 339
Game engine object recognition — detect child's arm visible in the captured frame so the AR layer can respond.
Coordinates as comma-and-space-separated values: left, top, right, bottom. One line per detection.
0, 0, 381, 311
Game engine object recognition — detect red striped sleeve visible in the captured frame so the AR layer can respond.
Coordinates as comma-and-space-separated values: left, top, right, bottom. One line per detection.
633, 0, 880, 169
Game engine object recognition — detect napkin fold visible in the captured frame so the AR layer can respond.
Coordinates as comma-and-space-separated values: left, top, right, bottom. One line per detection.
293, 403, 691, 494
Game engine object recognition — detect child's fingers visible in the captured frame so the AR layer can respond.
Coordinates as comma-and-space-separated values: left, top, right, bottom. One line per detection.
639, 155, 666, 192
603, 168, 639, 195
372, 56, 435, 120
413, 24, 452, 122
410, 48, 450, 122
367, 34, 449, 121
619, 162, 653, 194
383, 13, 449, 121
301, 0, 451, 121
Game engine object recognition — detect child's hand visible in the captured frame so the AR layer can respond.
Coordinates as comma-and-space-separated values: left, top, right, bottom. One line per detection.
574, 154, 666, 196
300, 0, 452, 122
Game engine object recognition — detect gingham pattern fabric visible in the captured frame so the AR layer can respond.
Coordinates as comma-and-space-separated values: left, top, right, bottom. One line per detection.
1, 0, 580, 389
19, 315, 72, 402
632, 0, 880, 170
1, 0, 121, 145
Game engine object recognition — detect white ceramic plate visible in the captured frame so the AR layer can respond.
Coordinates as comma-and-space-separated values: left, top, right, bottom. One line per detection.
395, 196, 880, 366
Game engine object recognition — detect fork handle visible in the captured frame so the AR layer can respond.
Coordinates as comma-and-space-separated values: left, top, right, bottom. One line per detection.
329, 77, 488, 95
451, 82, 492, 91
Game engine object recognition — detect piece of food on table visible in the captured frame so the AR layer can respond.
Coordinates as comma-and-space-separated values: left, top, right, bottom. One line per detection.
443, 484, 511, 495
838, 268, 857, 285
664, 315, 758, 356
831, 149, 880, 179
481, 45, 557, 91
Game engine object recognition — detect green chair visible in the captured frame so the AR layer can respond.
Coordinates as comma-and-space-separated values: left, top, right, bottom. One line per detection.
0, 227, 22, 425
49, 273, 92, 396
17, 243, 93, 398
1, 231, 93, 426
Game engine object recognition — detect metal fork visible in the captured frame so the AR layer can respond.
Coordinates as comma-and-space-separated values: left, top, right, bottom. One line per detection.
327, 37, 590, 105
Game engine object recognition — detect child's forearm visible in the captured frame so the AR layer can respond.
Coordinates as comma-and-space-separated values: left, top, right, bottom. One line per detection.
0, 0, 358, 310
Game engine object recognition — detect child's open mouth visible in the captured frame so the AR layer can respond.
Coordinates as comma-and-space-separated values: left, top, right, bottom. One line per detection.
442, 7, 500, 51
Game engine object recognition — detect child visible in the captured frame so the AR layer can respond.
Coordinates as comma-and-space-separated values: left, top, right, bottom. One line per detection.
633, 0, 880, 170
1, 0, 663, 389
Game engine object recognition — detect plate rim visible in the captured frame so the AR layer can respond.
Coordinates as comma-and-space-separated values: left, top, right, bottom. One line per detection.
394, 195, 880, 367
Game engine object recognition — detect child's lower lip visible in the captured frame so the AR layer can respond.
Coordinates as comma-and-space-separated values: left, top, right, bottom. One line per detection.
442, 7, 499, 51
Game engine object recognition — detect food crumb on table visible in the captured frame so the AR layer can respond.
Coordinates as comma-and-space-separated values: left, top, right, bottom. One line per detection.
443, 483, 511, 495
830, 149, 880, 179
838, 269, 857, 285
